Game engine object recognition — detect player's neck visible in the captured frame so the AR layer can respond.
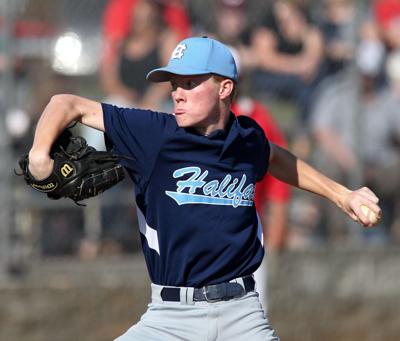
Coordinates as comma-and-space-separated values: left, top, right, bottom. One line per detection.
197, 108, 232, 136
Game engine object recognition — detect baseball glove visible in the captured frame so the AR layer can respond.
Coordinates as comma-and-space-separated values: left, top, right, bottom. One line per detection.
17, 129, 126, 205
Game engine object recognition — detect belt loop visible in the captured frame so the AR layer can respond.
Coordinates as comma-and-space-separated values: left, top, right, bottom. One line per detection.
179, 287, 188, 304
186, 287, 195, 305
151, 283, 164, 303
235, 276, 245, 288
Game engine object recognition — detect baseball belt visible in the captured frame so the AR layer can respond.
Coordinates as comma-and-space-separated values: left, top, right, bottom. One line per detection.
160, 275, 255, 303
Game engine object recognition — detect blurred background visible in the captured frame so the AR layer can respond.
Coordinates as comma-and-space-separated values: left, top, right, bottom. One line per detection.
0, 0, 399, 340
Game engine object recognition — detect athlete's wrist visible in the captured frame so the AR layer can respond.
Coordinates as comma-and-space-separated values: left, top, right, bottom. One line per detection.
28, 149, 53, 180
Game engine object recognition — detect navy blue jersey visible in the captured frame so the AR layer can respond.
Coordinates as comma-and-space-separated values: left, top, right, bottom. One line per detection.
102, 103, 270, 287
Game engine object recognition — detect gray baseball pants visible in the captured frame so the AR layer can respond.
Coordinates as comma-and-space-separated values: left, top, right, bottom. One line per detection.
114, 281, 279, 341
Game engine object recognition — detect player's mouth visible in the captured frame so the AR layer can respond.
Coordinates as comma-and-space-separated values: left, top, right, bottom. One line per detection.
174, 109, 185, 115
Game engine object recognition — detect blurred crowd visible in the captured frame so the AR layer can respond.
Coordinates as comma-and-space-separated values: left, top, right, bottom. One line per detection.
2, 0, 400, 260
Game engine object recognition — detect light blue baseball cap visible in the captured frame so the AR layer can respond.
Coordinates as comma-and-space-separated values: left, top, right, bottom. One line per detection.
146, 36, 238, 83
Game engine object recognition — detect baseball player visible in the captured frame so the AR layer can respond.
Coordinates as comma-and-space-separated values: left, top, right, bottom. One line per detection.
28, 36, 381, 341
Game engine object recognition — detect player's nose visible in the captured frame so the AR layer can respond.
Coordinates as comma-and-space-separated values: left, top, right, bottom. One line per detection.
172, 86, 186, 102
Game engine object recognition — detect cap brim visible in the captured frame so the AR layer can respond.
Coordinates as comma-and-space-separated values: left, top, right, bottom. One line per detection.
146, 65, 211, 82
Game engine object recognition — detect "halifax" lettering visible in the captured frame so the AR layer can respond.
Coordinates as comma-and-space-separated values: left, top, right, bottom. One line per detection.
166, 167, 255, 208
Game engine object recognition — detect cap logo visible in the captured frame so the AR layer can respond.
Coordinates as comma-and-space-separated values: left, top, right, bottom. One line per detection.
171, 43, 187, 59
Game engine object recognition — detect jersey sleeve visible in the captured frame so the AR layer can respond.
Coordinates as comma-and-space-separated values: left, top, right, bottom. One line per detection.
102, 103, 175, 176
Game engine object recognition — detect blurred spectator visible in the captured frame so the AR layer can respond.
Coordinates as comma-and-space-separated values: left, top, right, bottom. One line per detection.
211, 0, 249, 44
373, 0, 400, 51
101, 0, 190, 66
309, 25, 398, 244
310, 67, 364, 244
363, 50, 400, 243
356, 18, 386, 85
100, 0, 190, 110
316, 0, 359, 77
251, 0, 324, 125
207, 0, 256, 75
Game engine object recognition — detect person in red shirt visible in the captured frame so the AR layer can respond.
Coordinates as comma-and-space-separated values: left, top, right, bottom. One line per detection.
101, 0, 191, 67
100, 0, 191, 110
232, 95, 291, 311
232, 98, 291, 250
373, 0, 400, 50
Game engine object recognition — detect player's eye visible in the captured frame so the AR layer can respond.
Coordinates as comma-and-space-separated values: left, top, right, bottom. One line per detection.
185, 80, 197, 89
170, 79, 198, 91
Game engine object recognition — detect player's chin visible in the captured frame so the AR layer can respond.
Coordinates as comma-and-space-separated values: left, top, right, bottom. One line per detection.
175, 115, 190, 128
175, 114, 204, 131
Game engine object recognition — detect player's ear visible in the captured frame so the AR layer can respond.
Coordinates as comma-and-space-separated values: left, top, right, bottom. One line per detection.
219, 79, 234, 100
